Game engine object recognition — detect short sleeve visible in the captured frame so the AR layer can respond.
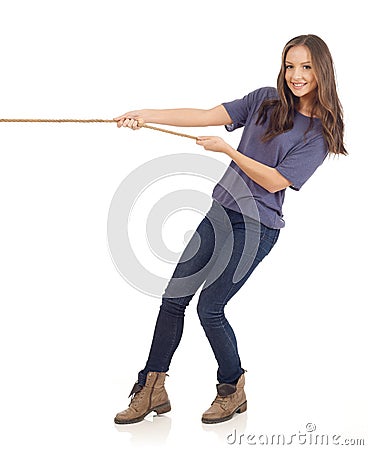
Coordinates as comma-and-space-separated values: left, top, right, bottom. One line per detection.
276, 135, 328, 190
222, 87, 277, 132
222, 96, 252, 132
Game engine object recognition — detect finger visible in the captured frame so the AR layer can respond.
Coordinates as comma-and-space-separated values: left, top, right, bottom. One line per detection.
114, 112, 140, 127
113, 116, 125, 127
123, 118, 143, 130
196, 138, 211, 147
132, 119, 142, 130
123, 118, 135, 128
114, 115, 132, 126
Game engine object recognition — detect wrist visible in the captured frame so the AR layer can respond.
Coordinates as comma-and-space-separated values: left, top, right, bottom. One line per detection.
224, 144, 237, 157
141, 109, 154, 123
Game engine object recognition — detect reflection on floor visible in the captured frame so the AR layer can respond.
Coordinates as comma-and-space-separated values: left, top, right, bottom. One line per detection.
114, 409, 248, 447
114, 414, 172, 446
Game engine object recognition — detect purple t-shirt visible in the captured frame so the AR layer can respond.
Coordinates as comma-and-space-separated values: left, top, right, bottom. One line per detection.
212, 87, 328, 229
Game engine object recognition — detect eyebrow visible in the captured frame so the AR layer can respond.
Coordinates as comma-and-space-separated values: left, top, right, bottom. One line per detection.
285, 60, 312, 65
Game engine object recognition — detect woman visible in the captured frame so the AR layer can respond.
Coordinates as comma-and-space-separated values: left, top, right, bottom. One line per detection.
113, 34, 347, 425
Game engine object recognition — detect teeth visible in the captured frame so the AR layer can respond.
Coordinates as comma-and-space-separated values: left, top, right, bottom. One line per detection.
293, 83, 305, 87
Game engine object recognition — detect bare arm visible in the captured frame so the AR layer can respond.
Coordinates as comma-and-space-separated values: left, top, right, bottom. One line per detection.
226, 147, 292, 193
196, 136, 292, 194
113, 105, 232, 129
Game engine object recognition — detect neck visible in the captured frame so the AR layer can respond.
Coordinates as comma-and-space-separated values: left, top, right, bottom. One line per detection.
297, 95, 319, 118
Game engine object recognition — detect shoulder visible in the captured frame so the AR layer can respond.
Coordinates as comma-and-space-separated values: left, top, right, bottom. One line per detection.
242, 87, 279, 116
222, 87, 279, 131
248, 86, 278, 104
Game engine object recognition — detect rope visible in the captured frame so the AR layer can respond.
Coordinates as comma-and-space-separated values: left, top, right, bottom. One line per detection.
0, 118, 198, 141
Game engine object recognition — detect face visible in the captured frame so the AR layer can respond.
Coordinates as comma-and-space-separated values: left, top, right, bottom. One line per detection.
284, 45, 318, 100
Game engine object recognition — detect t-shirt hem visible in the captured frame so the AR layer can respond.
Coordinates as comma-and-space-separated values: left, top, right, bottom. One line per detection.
211, 195, 285, 230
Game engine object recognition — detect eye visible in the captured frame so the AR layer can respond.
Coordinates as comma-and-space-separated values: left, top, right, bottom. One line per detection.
285, 65, 293, 70
303, 65, 312, 70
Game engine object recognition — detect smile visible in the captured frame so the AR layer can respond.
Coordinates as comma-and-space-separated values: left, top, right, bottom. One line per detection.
291, 82, 307, 89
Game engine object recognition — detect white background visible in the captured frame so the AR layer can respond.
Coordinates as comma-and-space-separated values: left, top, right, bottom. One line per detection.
1, 1, 367, 449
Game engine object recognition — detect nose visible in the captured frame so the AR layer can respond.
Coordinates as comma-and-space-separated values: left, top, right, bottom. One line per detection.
292, 66, 303, 80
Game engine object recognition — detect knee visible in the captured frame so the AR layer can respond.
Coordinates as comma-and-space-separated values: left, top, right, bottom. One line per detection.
161, 295, 191, 315
197, 297, 223, 327
197, 304, 206, 326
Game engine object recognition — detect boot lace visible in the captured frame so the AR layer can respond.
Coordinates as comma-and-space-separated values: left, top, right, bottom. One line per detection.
127, 382, 146, 409
213, 395, 230, 409
129, 389, 146, 408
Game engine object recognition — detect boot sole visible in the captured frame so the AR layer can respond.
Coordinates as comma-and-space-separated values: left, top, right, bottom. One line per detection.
201, 400, 247, 425
114, 402, 171, 425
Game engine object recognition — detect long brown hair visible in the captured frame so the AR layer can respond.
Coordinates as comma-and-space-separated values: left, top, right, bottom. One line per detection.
257, 34, 347, 155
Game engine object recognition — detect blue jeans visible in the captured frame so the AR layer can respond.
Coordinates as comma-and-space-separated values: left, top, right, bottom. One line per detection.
138, 200, 280, 385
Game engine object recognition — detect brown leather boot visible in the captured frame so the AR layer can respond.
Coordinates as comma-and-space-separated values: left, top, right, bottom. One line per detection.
201, 373, 247, 424
114, 371, 171, 424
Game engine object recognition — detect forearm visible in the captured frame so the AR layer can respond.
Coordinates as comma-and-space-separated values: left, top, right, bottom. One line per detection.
141, 108, 211, 127
114, 105, 232, 129
225, 147, 291, 193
